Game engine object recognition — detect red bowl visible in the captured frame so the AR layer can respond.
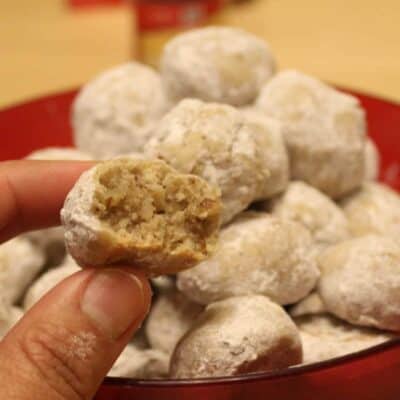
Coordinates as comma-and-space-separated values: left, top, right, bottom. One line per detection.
1, 90, 400, 399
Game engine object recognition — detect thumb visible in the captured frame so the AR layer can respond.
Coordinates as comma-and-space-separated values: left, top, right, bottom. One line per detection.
0, 268, 151, 400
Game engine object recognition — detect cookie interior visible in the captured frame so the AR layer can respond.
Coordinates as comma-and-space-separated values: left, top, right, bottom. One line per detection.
91, 158, 220, 262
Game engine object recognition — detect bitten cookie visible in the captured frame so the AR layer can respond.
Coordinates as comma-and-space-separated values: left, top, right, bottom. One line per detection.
61, 158, 221, 275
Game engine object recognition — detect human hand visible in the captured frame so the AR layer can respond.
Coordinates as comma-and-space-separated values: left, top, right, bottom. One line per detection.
0, 160, 152, 400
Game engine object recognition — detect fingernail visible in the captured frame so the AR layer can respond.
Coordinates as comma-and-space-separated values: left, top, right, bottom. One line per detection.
81, 270, 145, 339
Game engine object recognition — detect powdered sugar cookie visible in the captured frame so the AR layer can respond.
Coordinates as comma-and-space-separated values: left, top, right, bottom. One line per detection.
147, 99, 280, 224
73, 62, 167, 159
161, 27, 276, 106
318, 235, 400, 331
61, 158, 221, 275
170, 295, 302, 378
177, 212, 319, 305
256, 70, 366, 198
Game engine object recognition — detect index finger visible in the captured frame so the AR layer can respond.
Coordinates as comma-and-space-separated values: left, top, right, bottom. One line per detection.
0, 160, 94, 243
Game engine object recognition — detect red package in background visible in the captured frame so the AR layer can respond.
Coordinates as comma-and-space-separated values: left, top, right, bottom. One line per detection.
67, 0, 124, 7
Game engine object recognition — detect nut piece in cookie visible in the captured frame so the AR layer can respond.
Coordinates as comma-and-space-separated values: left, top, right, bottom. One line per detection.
61, 158, 221, 275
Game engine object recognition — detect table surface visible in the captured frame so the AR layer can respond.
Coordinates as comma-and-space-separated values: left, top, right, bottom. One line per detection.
1, 0, 399, 108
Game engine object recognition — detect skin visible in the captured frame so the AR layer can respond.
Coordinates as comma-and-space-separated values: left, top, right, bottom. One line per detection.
0, 161, 152, 400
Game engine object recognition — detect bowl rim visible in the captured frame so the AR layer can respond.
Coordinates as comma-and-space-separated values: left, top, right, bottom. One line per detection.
104, 335, 400, 387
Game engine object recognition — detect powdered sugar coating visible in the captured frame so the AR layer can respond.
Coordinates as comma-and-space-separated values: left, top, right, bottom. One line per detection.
297, 315, 393, 364
269, 181, 349, 251
147, 99, 276, 224
0, 237, 45, 304
23, 256, 80, 310
61, 168, 103, 266
108, 344, 169, 379
318, 235, 400, 331
177, 212, 319, 305
161, 27, 276, 106
170, 295, 302, 378
240, 109, 289, 197
73, 62, 167, 159
289, 291, 327, 318
145, 290, 203, 355
342, 182, 400, 239
256, 70, 366, 198
364, 138, 380, 181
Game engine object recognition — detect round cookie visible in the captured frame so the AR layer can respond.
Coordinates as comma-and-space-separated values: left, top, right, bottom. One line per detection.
269, 181, 349, 250
364, 138, 380, 181
289, 292, 327, 318
161, 26, 276, 106
61, 158, 221, 275
0, 237, 45, 304
256, 70, 366, 198
170, 295, 302, 378
318, 235, 400, 331
177, 212, 319, 305
297, 315, 393, 364
72, 62, 167, 159
341, 182, 400, 239
23, 255, 80, 310
146, 99, 280, 224
108, 344, 169, 379
145, 290, 203, 355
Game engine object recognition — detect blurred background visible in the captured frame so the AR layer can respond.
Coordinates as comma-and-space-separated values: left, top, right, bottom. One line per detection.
1, 0, 399, 108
